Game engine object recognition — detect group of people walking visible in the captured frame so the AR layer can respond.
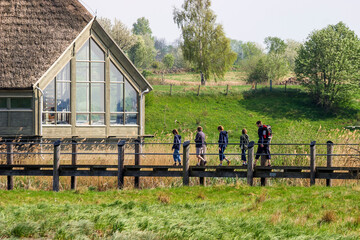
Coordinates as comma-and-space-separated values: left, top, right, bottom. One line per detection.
171, 121, 272, 167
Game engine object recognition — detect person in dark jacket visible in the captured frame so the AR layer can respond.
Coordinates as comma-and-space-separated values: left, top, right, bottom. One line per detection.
240, 128, 249, 166
254, 121, 271, 167
218, 125, 230, 166
172, 129, 182, 166
195, 126, 206, 166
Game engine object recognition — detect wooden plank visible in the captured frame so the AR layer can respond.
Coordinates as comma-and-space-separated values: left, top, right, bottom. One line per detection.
125, 171, 183, 177
0, 170, 53, 176
71, 138, 77, 190
326, 141, 334, 187
134, 140, 141, 188
7, 143, 14, 190
125, 165, 183, 169
190, 171, 247, 178
183, 141, 190, 186
118, 140, 126, 189
247, 141, 255, 186
254, 172, 311, 179
310, 141, 316, 186
53, 141, 61, 192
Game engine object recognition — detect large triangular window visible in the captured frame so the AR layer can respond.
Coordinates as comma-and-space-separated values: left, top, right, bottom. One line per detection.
76, 38, 105, 125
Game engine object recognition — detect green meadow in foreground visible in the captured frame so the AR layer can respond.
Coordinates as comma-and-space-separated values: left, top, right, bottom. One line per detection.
146, 85, 360, 143
1, 186, 360, 239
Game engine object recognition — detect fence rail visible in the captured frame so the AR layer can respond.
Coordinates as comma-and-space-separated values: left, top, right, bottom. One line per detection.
0, 140, 359, 191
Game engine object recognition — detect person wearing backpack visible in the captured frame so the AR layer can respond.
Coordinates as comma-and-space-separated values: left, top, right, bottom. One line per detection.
240, 128, 249, 166
254, 121, 272, 167
195, 126, 207, 166
172, 129, 182, 166
218, 125, 230, 166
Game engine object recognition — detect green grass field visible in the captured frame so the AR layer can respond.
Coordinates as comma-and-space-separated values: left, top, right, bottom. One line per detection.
145, 84, 360, 143
1, 186, 360, 239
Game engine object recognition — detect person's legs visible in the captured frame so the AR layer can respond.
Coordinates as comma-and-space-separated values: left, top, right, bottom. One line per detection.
241, 149, 247, 165
219, 147, 224, 165
265, 145, 271, 166
196, 147, 205, 166
254, 144, 263, 166
174, 149, 181, 164
173, 149, 177, 165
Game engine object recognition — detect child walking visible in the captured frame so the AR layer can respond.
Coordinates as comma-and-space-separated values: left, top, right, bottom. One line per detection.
172, 129, 182, 166
218, 125, 230, 166
240, 128, 249, 166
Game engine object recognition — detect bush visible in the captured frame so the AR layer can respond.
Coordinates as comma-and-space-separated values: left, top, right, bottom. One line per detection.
142, 70, 153, 78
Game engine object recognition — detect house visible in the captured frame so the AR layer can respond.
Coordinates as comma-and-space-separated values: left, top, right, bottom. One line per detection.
0, 0, 152, 140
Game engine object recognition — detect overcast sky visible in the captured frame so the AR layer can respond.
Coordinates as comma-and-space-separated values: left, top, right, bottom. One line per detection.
81, 0, 360, 45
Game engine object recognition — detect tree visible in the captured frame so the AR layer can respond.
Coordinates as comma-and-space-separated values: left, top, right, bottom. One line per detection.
98, 17, 136, 52
230, 39, 243, 64
128, 35, 156, 69
163, 54, 175, 69
154, 37, 168, 60
173, 0, 237, 85
295, 22, 360, 109
264, 36, 287, 54
241, 42, 264, 59
284, 39, 302, 71
132, 17, 152, 36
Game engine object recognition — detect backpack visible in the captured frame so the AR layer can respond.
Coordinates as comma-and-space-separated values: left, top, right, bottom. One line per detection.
240, 134, 249, 150
263, 125, 273, 140
224, 131, 229, 146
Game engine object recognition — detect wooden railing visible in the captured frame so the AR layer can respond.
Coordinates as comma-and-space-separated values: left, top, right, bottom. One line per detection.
0, 140, 359, 191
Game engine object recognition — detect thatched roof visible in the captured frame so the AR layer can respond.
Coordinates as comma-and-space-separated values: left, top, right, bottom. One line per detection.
0, 0, 93, 89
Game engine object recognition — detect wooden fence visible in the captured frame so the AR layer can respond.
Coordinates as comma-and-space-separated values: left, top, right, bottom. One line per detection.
0, 140, 359, 191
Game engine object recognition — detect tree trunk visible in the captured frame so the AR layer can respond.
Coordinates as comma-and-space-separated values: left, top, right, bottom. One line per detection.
200, 72, 206, 85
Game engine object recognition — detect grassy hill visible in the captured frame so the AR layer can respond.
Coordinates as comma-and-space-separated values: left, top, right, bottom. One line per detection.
145, 84, 360, 143
1, 186, 360, 239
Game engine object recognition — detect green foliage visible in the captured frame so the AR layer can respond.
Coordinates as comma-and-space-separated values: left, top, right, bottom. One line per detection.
163, 53, 175, 69
247, 56, 268, 84
295, 22, 360, 109
264, 36, 287, 54
174, 0, 237, 84
97, 17, 136, 52
128, 35, 156, 69
142, 70, 153, 78
241, 42, 264, 59
284, 39, 302, 71
132, 17, 152, 36
1, 187, 360, 239
151, 61, 162, 69
146, 84, 358, 142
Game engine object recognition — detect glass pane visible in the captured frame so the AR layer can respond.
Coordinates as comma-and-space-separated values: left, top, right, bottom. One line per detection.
91, 114, 105, 125
110, 62, 124, 82
42, 112, 55, 125
125, 113, 137, 125
56, 113, 71, 125
57, 62, 70, 81
110, 83, 123, 112
0, 98, 7, 109
76, 40, 89, 61
76, 114, 89, 125
0, 112, 7, 126
110, 113, 124, 125
90, 39, 105, 61
91, 83, 104, 112
56, 82, 70, 112
76, 83, 89, 112
43, 79, 55, 111
91, 62, 104, 82
10, 98, 32, 109
76, 62, 89, 82
125, 80, 138, 112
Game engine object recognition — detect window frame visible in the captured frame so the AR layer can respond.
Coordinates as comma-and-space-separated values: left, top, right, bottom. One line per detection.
42, 63, 71, 126
109, 59, 139, 126
76, 38, 106, 126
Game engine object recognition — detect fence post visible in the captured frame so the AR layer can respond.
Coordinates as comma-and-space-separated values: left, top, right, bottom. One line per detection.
71, 138, 77, 190
226, 85, 229, 95
6, 143, 14, 190
170, 84, 173, 96
117, 140, 126, 189
183, 141, 190, 186
197, 85, 201, 96
247, 141, 255, 186
310, 141, 316, 186
285, 82, 287, 92
199, 145, 206, 186
134, 139, 141, 188
53, 140, 61, 192
326, 141, 334, 187
270, 79, 272, 92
